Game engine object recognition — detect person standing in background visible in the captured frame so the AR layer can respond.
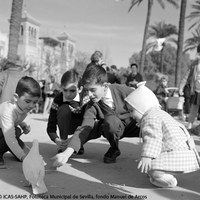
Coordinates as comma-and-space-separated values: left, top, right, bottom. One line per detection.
179, 44, 200, 129
106, 65, 120, 84
89, 50, 107, 70
126, 63, 143, 88
43, 75, 60, 115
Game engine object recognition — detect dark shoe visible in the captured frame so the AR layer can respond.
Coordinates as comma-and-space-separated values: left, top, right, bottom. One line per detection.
103, 147, 121, 163
0, 156, 6, 169
77, 147, 84, 155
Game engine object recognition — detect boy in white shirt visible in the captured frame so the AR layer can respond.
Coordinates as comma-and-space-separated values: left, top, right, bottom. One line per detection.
0, 76, 41, 168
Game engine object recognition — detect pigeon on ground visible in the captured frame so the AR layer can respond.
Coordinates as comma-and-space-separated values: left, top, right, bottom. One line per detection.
22, 139, 48, 194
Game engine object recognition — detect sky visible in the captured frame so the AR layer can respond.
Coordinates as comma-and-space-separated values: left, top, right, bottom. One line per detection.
0, 0, 196, 68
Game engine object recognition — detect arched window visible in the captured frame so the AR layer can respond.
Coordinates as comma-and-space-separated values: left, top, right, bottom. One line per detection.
31, 27, 34, 37
34, 29, 36, 38
20, 25, 23, 36
29, 27, 31, 37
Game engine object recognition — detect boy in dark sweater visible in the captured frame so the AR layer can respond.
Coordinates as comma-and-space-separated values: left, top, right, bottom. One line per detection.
47, 69, 87, 154
52, 63, 140, 167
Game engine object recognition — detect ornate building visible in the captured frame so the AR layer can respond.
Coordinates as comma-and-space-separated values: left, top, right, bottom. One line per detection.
0, 10, 76, 81
0, 32, 8, 59
18, 11, 40, 66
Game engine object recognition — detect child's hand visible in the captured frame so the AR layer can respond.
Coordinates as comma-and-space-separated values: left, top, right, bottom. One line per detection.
22, 125, 31, 134
137, 157, 152, 173
179, 89, 183, 96
55, 138, 62, 147
52, 152, 69, 167
61, 138, 71, 146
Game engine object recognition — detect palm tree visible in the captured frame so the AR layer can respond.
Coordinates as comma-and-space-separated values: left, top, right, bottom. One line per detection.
187, 0, 200, 30
184, 28, 200, 53
128, 0, 178, 76
7, 0, 24, 68
175, 0, 187, 87
147, 21, 177, 73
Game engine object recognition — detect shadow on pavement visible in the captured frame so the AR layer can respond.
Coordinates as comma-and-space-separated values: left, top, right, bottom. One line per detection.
0, 142, 132, 197
0, 137, 200, 200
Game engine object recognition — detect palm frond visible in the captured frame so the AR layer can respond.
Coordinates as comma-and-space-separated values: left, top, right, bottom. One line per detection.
167, 37, 177, 45
188, 21, 200, 31
166, 0, 179, 9
157, 0, 165, 9
128, 0, 142, 12
149, 21, 177, 38
187, 0, 200, 30
184, 28, 200, 53
157, 0, 179, 9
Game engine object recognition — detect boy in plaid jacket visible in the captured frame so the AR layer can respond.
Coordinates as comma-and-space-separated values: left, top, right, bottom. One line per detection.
125, 83, 200, 188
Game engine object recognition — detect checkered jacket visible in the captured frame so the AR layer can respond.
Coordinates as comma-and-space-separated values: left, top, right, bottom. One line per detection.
140, 107, 200, 172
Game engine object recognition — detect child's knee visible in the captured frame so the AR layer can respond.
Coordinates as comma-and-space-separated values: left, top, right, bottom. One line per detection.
102, 115, 124, 137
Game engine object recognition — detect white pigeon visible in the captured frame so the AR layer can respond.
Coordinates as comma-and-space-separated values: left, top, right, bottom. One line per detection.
22, 139, 48, 194
153, 38, 166, 51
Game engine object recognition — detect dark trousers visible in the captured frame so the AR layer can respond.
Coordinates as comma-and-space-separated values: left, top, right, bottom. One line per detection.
183, 85, 191, 114
57, 104, 84, 140
0, 127, 24, 161
83, 115, 140, 150
101, 115, 140, 150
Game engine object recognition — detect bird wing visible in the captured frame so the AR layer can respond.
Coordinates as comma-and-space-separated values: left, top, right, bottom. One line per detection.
22, 155, 44, 186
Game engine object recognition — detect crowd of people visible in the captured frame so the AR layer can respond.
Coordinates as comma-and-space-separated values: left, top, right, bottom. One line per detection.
0, 46, 200, 189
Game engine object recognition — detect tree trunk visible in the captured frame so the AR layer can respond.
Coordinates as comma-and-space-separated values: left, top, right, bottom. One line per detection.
139, 0, 153, 76
160, 43, 165, 73
175, 0, 187, 86
7, 0, 23, 68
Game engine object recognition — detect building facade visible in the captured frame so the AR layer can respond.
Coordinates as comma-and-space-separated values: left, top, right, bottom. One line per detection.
0, 11, 76, 82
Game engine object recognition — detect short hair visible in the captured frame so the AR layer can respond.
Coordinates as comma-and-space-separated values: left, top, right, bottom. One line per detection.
61, 69, 79, 87
82, 63, 107, 86
90, 50, 103, 63
110, 65, 117, 70
130, 63, 138, 69
197, 44, 200, 53
15, 76, 41, 98
160, 75, 168, 82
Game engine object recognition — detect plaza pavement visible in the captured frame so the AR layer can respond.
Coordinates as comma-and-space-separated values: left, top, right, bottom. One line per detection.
0, 113, 200, 200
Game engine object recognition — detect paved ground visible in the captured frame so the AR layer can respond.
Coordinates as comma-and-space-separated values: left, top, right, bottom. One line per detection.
0, 113, 200, 200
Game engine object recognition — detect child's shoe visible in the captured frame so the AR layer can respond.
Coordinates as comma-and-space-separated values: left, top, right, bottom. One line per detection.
149, 174, 177, 188
103, 147, 121, 163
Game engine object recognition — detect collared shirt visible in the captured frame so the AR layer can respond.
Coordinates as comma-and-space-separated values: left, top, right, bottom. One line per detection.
102, 87, 114, 109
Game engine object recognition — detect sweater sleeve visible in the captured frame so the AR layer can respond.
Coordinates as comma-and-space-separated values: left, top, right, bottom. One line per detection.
46, 96, 59, 142
68, 103, 97, 152
0, 108, 25, 160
